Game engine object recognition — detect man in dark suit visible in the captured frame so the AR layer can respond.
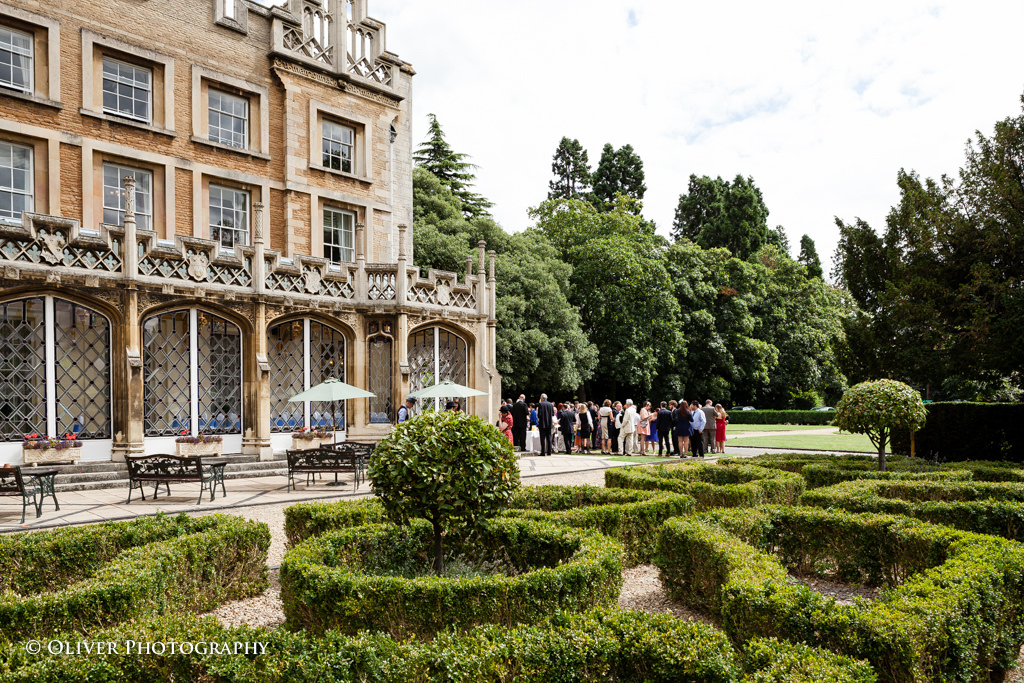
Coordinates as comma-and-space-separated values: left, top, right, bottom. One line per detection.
656, 401, 674, 456
536, 394, 555, 456
512, 394, 529, 451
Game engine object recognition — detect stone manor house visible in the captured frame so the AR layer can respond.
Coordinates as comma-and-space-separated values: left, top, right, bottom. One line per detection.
0, 0, 500, 465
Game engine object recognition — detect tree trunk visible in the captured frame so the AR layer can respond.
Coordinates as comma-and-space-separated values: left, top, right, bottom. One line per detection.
432, 518, 444, 574
878, 429, 887, 472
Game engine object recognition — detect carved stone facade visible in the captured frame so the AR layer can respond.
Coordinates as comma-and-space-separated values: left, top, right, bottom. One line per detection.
0, 0, 499, 464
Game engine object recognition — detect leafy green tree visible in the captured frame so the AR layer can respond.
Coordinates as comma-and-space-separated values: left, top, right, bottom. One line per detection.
835, 379, 927, 471
414, 114, 492, 218
369, 410, 520, 572
412, 168, 595, 395
661, 241, 777, 402
798, 234, 823, 279
747, 245, 847, 407
495, 231, 598, 395
548, 137, 592, 201
532, 196, 681, 396
591, 143, 646, 213
672, 174, 770, 259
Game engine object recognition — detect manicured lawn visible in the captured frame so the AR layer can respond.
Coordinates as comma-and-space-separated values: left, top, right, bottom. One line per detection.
726, 432, 881, 453
727, 424, 834, 432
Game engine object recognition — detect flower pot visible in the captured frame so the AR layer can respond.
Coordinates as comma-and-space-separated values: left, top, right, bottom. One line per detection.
291, 437, 328, 450
23, 447, 81, 465
176, 441, 223, 457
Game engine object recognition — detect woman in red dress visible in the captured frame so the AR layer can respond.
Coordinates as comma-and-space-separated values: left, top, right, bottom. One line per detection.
715, 404, 728, 454
499, 405, 514, 444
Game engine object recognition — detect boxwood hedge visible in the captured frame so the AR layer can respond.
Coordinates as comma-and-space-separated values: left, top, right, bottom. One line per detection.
725, 410, 836, 425
284, 498, 387, 547
501, 485, 695, 565
0, 513, 269, 642
800, 479, 1024, 541
0, 612, 875, 683
605, 461, 804, 509
655, 506, 1024, 683
281, 517, 624, 639
284, 487, 695, 566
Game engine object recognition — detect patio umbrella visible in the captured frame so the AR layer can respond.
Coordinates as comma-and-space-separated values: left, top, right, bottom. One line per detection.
289, 379, 375, 444
408, 380, 486, 412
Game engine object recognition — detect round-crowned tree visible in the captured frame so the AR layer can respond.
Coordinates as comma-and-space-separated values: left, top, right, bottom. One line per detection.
835, 379, 927, 471
368, 410, 519, 572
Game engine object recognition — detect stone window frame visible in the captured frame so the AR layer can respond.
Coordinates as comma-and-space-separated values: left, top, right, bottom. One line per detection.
190, 65, 270, 159
196, 170, 264, 250
100, 160, 154, 232
0, 138, 33, 224
209, 183, 250, 249
91, 151, 165, 234
308, 99, 372, 183
0, 2, 60, 108
80, 29, 175, 136
322, 205, 355, 264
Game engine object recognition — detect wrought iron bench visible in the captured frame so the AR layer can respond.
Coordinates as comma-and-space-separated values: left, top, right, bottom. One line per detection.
285, 444, 372, 492
125, 454, 227, 505
0, 465, 60, 524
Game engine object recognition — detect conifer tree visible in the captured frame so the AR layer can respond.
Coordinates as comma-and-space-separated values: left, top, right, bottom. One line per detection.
591, 143, 646, 213
413, 114, 492, 218
798, 234, 823, 279
548, 137, 592, 201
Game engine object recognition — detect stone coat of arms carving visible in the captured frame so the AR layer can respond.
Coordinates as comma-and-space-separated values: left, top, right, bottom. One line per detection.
302, 268, 322, 294
435, 281, 451, 306
187, 253, 210, 281
40, 231, 66, 264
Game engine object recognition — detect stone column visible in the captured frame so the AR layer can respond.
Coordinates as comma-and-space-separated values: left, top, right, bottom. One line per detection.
396, 223, 408, 306
246, 202, 272, 459
119, 176, 146, 459
465, 253, 473, 285
355, 221, 367, 303
476, 240, 487, 318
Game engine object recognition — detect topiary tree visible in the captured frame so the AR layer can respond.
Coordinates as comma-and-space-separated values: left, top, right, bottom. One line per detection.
368, 410, 519, 573
835, 379, 927, 471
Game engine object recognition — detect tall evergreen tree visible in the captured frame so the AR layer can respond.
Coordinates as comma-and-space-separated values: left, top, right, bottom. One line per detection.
672, 174, 770, 259
548, 137, 592, 201
798, 234, 823, 279
413, 114, 492, 218
591, 143, 646, 213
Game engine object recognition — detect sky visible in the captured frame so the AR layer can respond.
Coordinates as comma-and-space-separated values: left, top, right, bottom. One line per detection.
366, 0, 1024, 272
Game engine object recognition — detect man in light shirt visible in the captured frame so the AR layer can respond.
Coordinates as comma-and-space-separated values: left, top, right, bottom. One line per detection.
690, 401, 706, 458
618, 399, 638, 455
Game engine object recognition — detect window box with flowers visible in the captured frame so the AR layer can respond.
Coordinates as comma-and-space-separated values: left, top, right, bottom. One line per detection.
291, 427, 330, 450
23, 435, 83, 465
175, 432, 223, 456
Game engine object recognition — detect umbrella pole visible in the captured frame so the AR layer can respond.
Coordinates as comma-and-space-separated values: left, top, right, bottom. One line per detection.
333, 400, 338, 446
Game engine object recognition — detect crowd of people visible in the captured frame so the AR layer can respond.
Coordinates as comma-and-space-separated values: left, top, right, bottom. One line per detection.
497, 395, 729, 458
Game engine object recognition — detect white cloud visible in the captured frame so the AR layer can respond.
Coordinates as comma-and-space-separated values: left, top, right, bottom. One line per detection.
371, 0, 1024, 270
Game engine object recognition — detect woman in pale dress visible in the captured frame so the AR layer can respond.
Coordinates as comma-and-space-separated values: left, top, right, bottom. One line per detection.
637, 401, 652, 454
598, 399, 613, 454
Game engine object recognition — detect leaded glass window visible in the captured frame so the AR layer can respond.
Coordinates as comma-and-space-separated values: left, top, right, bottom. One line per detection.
0, 141, 33, 223
198, 313, 242, 434
407, 328, 434, 398
310, 322, 346, 429
54, 301, 111, 439
368, 336, 392, 423
143, 310, 190, 436
208, 89, 248, 149
102, 162, 152, 231
269, 321, 304, 433
210, 184, 249, 248
0, 26, 33, 93
322, 120, 354, 173
101, 57, 151, 123
0, 298, 45, 440
407, 326, 469, 412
